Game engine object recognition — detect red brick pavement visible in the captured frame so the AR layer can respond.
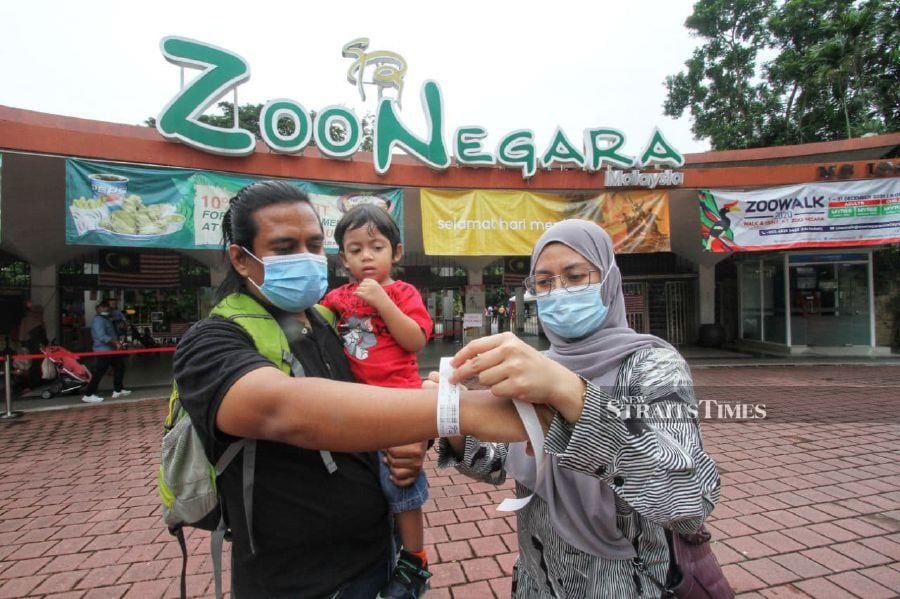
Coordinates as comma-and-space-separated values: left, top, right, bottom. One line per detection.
0, 366, 898, 598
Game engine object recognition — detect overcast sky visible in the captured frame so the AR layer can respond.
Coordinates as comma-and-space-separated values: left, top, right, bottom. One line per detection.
2, 0, 711, 158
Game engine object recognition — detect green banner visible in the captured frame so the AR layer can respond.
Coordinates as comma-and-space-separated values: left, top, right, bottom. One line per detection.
65, 159, 404, 252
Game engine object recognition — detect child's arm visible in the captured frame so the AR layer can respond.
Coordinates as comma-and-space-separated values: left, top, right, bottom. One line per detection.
355, 279, 427, 352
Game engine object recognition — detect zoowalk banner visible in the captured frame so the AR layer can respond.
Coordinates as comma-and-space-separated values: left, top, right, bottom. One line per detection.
699, 179, 900, 252
421, 189, 670, 255
65, 159, 403, 252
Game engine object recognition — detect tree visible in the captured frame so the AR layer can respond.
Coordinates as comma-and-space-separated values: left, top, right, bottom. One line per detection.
663, 0, 778, 150
145, 102, 375, 151
664, 0, 899, 150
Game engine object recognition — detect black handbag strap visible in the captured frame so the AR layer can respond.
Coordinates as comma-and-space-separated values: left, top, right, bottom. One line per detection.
632, 514, 679, 597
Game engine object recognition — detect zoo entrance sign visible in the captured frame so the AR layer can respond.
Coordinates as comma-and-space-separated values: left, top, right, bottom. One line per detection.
156, 36, 685, 185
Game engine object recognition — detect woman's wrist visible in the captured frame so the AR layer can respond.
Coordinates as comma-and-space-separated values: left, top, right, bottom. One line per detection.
552, 370, 587, 424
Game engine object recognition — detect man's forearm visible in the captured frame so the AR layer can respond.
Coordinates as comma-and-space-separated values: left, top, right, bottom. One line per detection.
218, 368, 525, 452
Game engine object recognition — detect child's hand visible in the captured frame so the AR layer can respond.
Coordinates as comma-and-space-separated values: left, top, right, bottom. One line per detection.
384, 441, 427, 487
354, 278, 391, 311
421, 372, 438, 389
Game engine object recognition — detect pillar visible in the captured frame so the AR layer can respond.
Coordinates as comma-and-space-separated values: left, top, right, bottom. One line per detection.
464, 269, 485, 314
30, 264, 59, 344
209, 261, 229, 289
456, 256, 498, 315
698, 263, 716, 325
514, 287, 525, 333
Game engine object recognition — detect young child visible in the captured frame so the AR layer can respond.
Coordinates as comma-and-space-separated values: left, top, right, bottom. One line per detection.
321, 203, 433, 599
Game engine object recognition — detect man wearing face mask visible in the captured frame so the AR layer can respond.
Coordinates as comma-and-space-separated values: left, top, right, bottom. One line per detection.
172, 181, 528, 598
81, 300, 131, 403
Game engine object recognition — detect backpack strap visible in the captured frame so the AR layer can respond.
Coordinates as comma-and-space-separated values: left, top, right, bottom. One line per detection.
212, 439, 258, 555
313, 303, 340, 336
211, 516, 228, 599
199, 439, 254, 599
282, 350, 338, 474
174, 527, 189, 599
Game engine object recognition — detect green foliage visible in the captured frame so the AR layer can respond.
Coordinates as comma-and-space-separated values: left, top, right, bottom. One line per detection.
664, 0, 900, 149
146, 102, 375, 151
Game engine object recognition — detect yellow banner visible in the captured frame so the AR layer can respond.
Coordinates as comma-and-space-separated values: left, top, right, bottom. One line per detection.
421, 189, 670, 255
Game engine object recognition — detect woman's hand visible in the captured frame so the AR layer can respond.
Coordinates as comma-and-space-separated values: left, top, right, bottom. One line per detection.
429, 371, 527, 444
451, 332, 586, 424
384, 441, 427, 487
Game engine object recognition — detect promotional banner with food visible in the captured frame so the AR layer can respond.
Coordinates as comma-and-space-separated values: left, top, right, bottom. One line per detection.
65, 159, 403, 252
420, 188, 669, 255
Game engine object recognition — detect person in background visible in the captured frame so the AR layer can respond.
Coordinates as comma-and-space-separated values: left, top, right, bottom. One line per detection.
437, 219, 722, 598
496, 303, 507, 331
81, 301, 131, 403
107, 297, 128, 338
139, 326, 158, 349
321, 204, 434, 599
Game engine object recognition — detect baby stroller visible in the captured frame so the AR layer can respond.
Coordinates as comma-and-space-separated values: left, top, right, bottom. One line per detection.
35, 345, 92, 399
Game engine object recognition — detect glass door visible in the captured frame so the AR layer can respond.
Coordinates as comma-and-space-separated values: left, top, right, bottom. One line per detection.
762, 258, 785, 344
833, 263, 870, 345
789, 258, 871, 347
739, 262, 761, 340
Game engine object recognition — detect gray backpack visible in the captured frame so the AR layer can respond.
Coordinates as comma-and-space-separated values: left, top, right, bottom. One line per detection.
159, 385, 257, 599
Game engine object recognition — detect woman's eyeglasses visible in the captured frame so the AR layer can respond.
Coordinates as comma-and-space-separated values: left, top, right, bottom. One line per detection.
524, 270, 602, 297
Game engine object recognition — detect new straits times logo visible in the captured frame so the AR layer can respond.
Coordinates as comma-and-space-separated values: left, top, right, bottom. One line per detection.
607, 397, 768, 421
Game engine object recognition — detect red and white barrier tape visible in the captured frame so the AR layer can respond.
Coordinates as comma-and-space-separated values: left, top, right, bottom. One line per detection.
0, 347, 177, 362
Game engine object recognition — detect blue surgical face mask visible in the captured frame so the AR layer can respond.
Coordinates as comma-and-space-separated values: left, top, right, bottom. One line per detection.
535, 268, 615, 339
242, 248, 329, 312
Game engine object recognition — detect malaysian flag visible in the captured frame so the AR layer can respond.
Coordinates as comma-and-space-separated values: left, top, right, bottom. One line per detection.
98, 250, 181, 288
502, 256, 530, 287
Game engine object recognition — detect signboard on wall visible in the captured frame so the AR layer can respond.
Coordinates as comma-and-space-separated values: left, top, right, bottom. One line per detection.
65, 159, 403, 252
420, 189, 669, 256
699, 179, 900, 252
155, 36, 686, 182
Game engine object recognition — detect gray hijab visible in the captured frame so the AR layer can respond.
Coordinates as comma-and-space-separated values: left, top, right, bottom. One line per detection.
505, 219, 674, 558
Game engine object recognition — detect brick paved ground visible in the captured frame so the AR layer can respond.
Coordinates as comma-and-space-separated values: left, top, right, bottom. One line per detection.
0, 365, 898, 598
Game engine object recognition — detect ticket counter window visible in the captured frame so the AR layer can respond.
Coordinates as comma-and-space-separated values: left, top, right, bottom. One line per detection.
790, 260, 870, 346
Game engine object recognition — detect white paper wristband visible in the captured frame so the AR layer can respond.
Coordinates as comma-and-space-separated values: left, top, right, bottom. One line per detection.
437, 357, 461, 436
497, 401, 545, 512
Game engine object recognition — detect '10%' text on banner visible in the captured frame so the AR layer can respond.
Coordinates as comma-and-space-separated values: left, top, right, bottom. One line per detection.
420, 189, 670, 256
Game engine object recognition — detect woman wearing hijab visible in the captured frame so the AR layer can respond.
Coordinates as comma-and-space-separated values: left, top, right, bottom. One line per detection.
439, 219, 721, 598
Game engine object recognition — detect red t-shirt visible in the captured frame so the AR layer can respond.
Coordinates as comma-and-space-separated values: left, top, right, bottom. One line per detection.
321, 280, 433, 389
